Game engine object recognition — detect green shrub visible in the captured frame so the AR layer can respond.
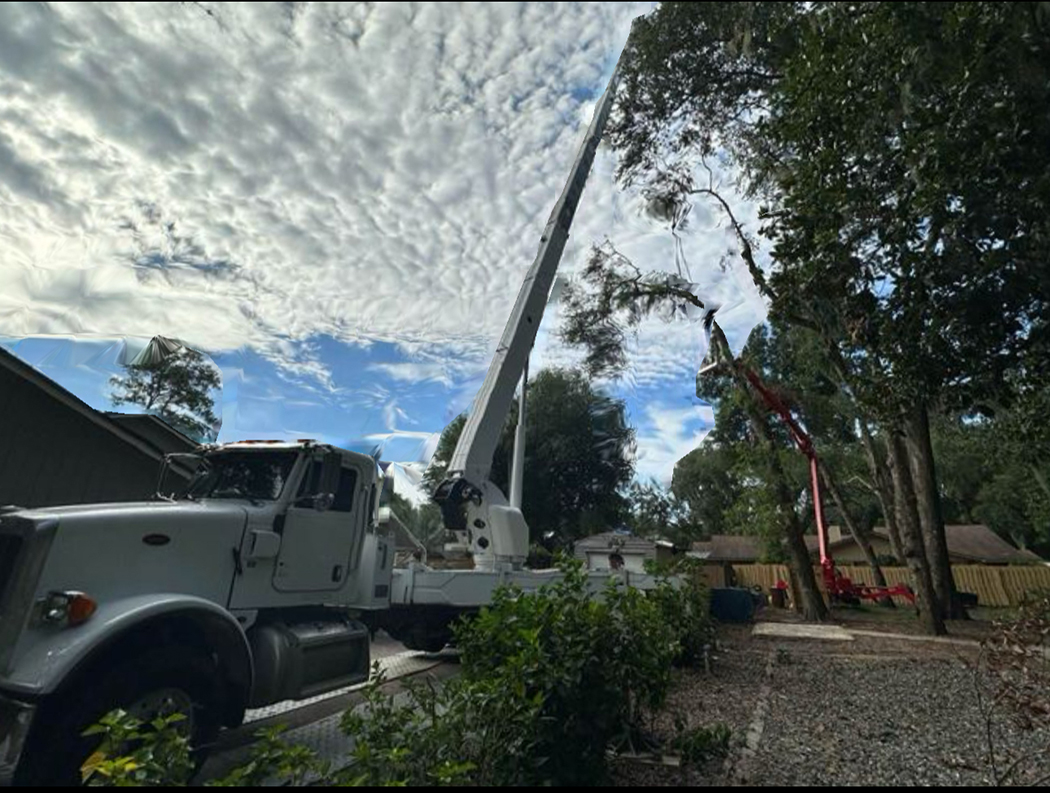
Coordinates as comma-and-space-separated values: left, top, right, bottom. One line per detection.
208, 725, 330, 787
334, 665, 539, 787
79, 715, 327, 787
80, 710, 194, 787
644, 556, 716, 667
671, 721, 732, 764
452, 557, 680, 785
83, 557, 713, 788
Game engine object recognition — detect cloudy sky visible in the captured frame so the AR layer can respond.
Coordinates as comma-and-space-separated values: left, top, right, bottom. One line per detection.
0, 1, 766, 490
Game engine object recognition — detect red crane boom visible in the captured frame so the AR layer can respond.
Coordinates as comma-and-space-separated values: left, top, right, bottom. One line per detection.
701, 316, 915, 606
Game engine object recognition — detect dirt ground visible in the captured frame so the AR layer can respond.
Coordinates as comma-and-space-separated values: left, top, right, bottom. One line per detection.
613, 609, 1050, 787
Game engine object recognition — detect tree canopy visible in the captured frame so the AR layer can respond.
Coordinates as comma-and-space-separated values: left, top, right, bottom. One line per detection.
560, 1, 1050, 627
610, 1, 1050, 422
109, 346, 221, 443
423, 368, 636, 547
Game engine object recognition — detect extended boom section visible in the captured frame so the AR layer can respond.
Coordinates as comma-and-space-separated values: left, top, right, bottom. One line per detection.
434, 21, 640, 571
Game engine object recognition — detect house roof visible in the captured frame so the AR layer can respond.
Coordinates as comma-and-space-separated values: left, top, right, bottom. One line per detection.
869, 524, 1042, 564
692, 525, 1043, 565
690, 535, 763, 562
104, 413, 199, 455
574, 531, 658, 559
0, 345, 189, 469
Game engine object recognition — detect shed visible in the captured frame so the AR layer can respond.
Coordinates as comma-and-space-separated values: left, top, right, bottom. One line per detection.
574, 531, 677, 573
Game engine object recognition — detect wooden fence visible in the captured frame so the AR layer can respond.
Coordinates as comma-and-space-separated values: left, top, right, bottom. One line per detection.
726, 563, 1050, 608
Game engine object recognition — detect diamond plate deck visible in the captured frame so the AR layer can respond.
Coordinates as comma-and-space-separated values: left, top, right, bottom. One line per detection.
197, 649, 458, 784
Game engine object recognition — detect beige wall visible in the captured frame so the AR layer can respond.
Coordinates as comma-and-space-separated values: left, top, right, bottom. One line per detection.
585, 550, 648, 573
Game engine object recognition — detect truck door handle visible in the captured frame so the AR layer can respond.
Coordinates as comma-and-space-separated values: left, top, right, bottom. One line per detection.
332, 565, 343, 583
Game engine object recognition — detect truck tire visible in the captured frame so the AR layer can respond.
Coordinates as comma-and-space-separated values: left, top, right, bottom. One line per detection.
402, 622, 452, 653
15, 646, 223, 787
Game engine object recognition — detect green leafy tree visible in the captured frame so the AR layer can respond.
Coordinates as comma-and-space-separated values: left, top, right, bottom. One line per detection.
422, 414, 470, 493
109, 347, 221, 443
387, 491, 447, 551
671, 445, 743, 538
623, 479, 698, 546
561, 252, 832, 619
575, 1, 1050, 629
423, 368, 636, 547
935, 414, 1050, 558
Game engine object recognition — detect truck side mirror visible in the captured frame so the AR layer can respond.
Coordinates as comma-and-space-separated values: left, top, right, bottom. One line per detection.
314, 451, 342, 511
380, 472, 395, 505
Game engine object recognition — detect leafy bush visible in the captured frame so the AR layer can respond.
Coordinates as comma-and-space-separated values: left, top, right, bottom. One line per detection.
334, 557, 709, 786
643, 556, 715, 667
80, 710, 194, 787
452, 557, 681, 785
83, 557, 715, 787
334, 666, 538, 786
671, 721, 732, 765
79, 715, 328, 787
208, 726, 330, 787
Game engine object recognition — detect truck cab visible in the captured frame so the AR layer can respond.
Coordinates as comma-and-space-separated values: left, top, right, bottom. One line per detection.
0, 439, 394, 786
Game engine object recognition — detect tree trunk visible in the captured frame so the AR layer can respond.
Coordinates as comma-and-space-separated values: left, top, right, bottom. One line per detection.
785, 563, 803, 615
748, 408, 828, 622
858, 421, 905, 562
819, 462, 894, 607
781, 513, 827, 621
886, 431, 946, 636
711, 323, 827, 621
903, 402, 966, 620
821, 339, 905, 562
875, 484, 905, 563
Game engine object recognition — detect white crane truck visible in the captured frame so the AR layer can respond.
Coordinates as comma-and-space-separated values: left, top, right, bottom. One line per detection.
0, 19, 659, 786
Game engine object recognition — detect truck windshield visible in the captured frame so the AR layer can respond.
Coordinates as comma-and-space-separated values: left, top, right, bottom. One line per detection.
185, 451, 299, 501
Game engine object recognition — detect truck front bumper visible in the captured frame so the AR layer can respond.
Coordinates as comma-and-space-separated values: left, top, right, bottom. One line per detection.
0, 691, 36, 786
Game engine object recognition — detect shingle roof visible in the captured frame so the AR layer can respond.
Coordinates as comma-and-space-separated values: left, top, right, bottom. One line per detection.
824, 524, 1042, 563
104, 413, 199, 455
690, 525, 1043, 564
879, 524, 1041, 564
690, 535, 763, 562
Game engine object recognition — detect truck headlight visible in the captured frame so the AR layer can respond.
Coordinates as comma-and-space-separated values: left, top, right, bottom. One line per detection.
37, 591, 97, 626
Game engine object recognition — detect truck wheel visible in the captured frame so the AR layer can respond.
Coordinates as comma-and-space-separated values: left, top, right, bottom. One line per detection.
15, 647, 223, 787
402, 622, 451, 653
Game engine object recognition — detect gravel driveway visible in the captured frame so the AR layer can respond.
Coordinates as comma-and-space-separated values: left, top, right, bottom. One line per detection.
614, 625, 1050, 787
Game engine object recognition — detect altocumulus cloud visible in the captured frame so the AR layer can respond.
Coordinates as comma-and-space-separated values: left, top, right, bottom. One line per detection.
0, 1, 766, 484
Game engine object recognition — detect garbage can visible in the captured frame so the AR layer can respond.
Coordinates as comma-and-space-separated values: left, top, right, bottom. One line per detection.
709, 587, 757, 624
770, 587, 787, 609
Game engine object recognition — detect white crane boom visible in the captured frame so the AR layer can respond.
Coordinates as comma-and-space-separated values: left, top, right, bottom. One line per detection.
433, 18, 640, 571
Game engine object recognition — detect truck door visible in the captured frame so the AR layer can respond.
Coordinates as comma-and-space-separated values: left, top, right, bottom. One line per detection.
272, 453, 362, 593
